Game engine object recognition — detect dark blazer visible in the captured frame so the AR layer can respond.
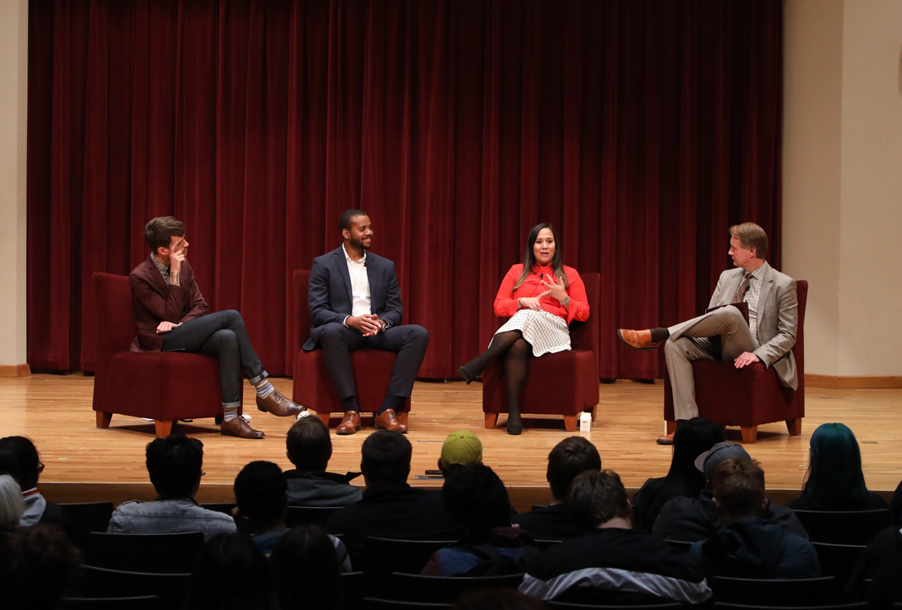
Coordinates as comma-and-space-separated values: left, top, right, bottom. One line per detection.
129, 255, 208, 352
303, 245, 403, 351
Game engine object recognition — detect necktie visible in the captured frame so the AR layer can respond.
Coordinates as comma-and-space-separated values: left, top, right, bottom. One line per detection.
732, 272, 753, 304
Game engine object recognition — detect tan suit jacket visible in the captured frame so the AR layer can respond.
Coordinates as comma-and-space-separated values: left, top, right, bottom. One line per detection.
707, 263, 799, 389
128, 256, 209, 352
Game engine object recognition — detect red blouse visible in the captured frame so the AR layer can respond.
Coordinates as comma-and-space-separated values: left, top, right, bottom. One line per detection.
493, 264, 590, 324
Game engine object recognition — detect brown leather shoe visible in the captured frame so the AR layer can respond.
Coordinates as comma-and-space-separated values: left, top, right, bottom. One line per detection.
656, 433, 674, 445
221, 416, 265, 439
336, 411, 361, 435
256, 390, 305, 417
374, 408, 407, 433
617, 329, 662, 351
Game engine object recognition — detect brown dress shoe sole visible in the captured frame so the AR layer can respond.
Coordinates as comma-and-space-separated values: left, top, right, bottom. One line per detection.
335, 425, 360, 435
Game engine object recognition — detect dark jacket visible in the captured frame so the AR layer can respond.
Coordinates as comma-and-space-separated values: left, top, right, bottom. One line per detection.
653, 490, 808, 542
421, 527, 534, 576
284, 470, 362, 507
688, 518, 821, 579
511, 504, 580, 540
785, 490, 888, 511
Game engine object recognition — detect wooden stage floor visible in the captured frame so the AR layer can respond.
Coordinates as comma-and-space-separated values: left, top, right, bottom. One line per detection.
1, 374, 900, 511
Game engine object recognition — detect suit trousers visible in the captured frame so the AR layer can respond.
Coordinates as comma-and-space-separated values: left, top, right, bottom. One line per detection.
317, 322, 429, 410
664, 306, 758, 421
161, 310, 267, 405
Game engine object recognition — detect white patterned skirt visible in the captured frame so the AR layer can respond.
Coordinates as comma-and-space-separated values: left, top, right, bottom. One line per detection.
491, 309, 571, 357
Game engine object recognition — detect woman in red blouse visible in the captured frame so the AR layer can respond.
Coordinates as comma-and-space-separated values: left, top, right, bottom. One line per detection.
458, 224, 590, 434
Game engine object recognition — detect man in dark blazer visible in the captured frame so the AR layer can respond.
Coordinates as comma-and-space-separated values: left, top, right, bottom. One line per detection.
304, 209, 429, 434
617, 222, 798, 444
129, 216, 304, 439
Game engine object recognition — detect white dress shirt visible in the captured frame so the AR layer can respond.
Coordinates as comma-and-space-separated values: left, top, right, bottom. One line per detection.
342, 243, 371, 321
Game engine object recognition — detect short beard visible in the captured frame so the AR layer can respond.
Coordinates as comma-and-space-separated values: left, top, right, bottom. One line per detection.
350, 237, 370, 250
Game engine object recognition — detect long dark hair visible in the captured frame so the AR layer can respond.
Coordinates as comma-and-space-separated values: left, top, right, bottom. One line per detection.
800, 423, 871, 509
513, 223, 569, 290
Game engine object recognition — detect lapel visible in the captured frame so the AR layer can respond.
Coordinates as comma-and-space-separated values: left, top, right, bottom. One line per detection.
718, 268, 744, 306
756, 262, 775, 328
333, 246, 354, 305
144, 255, 169, 296
366, 255, 380, 313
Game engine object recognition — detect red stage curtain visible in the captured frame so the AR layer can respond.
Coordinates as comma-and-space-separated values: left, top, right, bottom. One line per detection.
27, 0, 783, 380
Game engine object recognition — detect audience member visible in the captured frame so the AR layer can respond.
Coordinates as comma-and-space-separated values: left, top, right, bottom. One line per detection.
108, 434, 236, 541
183, 533, 271, 610
233, 460, 351, 570
438, 430, 484, 475
0, 436, 69, 532
512, 437, 601, 539
689, 457, 820, 578
422, 464, 533, 576
653, 442, 807, 542
270, 525, 342, 610
326, 430, 458, 566
845, 522, 902, 598
284, 416, 362, 506
519, 470, 711, 605
0, 474, 24, 536
865, 551, 902, 607
786, 423, 888, 511
0, 523, 81, 610
631, 417, 724, 531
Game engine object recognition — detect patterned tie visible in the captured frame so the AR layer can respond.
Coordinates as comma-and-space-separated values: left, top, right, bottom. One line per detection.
732, 272, 753, 304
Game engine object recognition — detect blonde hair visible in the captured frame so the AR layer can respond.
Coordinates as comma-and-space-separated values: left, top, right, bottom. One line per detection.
729, 222, 768, 259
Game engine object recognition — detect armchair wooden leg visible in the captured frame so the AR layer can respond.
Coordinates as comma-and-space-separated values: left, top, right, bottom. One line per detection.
316, 411, 331, 427
786, 418, 802, 436
484, 413, 498, 430
154, 420, 174, 438
563, 415, 577, 432
740, 426, 758, 444
95, 411, 112, 429
590, 404, 598, 422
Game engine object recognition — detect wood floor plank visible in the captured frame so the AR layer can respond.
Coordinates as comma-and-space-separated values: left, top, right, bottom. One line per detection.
1, 374, 900, 511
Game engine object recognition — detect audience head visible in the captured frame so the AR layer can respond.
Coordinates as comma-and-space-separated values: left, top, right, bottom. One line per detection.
185, 533, 270, 610
286, 416, 333, 472
270, 525, 341, 610
439, 430, 483, 473
145, 434, 204, 497
729, 222, 768, 259
802, 422, 870, 510
0, 436, 42, 491
695, 442, 751, 485
0, 523, 82, 610
361, 430, 411, 486
566, 470, 632, 533
144, 216, 185, 252
454, 588, 548, 610
0, 474, 24, 533
712, 457, 767, 523
547, 436, 602, 502
668, 417, 724, 482
234, 460, 287, 530
443, 464, 511, 537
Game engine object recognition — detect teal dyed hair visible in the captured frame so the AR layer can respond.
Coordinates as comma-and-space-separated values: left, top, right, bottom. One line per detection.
801, 423, 870, 510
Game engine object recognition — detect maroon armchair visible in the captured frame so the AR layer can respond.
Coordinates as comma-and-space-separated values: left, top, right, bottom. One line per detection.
92, 273, 232, 437
664, 280, 808, 444
482, 272, 601, 432
292, 270, 410, 428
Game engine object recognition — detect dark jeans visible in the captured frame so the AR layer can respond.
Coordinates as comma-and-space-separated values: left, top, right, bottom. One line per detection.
161, 310, 267, 405
317, 322, 429, 410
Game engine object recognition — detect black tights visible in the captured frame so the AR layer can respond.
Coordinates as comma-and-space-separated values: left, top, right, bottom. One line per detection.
459, 330, 530, 434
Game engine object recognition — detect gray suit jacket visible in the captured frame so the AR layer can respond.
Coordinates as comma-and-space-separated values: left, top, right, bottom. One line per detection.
708, 263, 799, 389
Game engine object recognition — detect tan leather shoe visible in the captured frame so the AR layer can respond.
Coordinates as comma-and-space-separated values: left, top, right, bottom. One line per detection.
336, 411, 361, 435
221, 416, 265, 439
656, 433, 674, 445
374, 408, 407, 433
256, 390, 305, 417
617, 329, 662, 351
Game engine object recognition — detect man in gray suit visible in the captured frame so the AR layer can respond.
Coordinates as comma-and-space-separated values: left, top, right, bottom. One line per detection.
305, 209, 429, 435
617, 223, 798, 444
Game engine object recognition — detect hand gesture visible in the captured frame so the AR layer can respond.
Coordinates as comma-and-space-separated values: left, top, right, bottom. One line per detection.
156, 321, 180, 334
170, 246, 187, 274
733, 351, 760, 368
348, 314, 383, 336
540, 273, 568, 303
518, 297, 543, 311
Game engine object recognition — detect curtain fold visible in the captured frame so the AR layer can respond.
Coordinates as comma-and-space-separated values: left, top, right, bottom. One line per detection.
27, 0, 783, 380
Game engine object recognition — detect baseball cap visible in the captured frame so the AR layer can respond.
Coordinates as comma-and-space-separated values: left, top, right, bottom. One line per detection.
440, 430, 483, 469
694, 442, 751, 480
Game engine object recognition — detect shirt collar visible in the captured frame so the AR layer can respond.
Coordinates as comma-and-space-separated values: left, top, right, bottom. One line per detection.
342, 243, 367, 265
749, 261, 768, 282
151, 254, 170, 276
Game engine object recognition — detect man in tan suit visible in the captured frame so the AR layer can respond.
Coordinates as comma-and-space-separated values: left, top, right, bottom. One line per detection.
617, 223, 798, 444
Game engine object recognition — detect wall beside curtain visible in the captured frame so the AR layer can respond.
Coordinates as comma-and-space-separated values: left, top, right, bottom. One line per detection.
27, 0, 783, 379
